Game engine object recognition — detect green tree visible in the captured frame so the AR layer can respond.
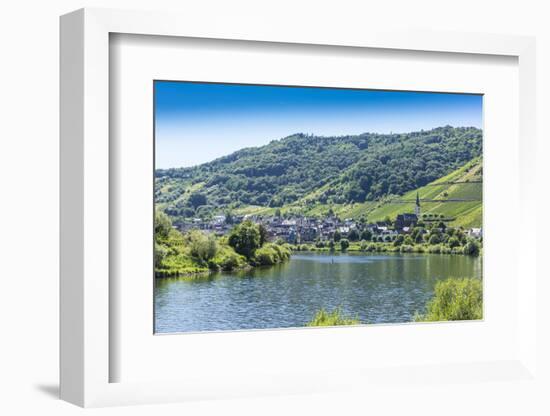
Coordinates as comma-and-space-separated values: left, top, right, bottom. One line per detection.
187, 230, 219, 263
188, 192, 207, 209
155, 210, 172, 240
258, 223, 269, 246
448, 236, 460, 248
340, 238, 350, 251
228, 220, 261, 259
360, 229, 372, 241
428, 233, 441, 245
462, 239, 480, 256
225, 210, 234, 225
393, 234, 404, 247
348, 228, 360, 241
333, 230, 342, 242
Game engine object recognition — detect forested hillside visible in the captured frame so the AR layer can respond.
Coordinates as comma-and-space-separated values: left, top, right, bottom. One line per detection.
155, 126, 482, 223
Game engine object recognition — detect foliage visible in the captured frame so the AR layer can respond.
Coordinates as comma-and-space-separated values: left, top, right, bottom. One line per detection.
156, 127, 482, 222
340, 238, 350, 251
348, 228, 360, 241
254, 243, 292, 266
187, 230, 219, 262
463, 238, 481, 256
154, 213, 288, 277
228, 220, 261, 259
307, 307, 361, 327
415, 277, 483, 321
155, 210, 172, 239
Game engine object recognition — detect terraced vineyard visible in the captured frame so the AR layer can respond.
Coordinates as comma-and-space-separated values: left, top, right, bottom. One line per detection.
233, 158, 482, 228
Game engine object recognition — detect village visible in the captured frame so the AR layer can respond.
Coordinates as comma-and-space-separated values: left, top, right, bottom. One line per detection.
175, 195, 482, 244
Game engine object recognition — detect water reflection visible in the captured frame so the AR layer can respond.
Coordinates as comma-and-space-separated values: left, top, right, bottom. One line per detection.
155, 252, 482, 333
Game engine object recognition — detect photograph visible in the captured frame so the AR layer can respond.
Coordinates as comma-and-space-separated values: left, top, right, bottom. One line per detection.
153, 81, 483, 334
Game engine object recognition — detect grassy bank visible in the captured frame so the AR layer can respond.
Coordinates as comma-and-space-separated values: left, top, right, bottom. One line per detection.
289, 238, 481, 256
155, 212, 291, 278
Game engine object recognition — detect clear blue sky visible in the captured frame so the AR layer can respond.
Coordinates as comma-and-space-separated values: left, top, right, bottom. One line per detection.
155, 81, 482, 169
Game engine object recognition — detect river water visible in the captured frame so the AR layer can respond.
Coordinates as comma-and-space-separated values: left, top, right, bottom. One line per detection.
154, 252, 482, 333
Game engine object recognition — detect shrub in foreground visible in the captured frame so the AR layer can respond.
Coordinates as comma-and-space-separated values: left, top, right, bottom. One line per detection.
415, 277, 483, 322
307, 307, 361, 327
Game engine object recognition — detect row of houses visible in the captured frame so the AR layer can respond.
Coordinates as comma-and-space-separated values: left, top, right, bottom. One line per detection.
175, 210, 482, 244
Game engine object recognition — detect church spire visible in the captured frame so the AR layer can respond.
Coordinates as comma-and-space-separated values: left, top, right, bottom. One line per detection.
415, 192, 421, 216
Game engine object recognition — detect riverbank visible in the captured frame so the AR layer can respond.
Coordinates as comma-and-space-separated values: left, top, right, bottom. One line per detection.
155, 212, 291, 278
289, 239, 481, 256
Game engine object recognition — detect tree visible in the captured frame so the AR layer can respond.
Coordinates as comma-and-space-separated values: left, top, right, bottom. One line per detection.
393, 234, 404, 246
360, 229, 372, 241
258, 223, 269, 246
448, 236, 460, 248
328, 240, 335, 251
333, 229, 342, 242
188, 192, 207, 209
188, 230, 219, 262
225, 210, 234, 225
340, 238, 350, 251
462, 239, 480, 256
155, 210, 172, 240
228, 220, 261, 259
274, 208, 282, 218
348, 228, 360, 241
428, 233, 441, 245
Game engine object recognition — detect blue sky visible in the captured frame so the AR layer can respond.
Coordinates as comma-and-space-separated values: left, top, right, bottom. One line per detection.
155, 81, 482, 169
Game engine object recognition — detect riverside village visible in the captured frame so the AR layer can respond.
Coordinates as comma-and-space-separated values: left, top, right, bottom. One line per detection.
174, 193, 482, 245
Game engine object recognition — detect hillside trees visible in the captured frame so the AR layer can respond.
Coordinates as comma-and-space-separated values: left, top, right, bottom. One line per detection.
156, 127, 482, 221
228, 220, 262, 259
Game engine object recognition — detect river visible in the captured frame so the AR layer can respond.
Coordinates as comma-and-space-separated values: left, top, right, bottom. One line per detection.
154, 252, 482, 333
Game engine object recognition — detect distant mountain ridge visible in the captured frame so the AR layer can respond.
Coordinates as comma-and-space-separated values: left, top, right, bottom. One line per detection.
155, 126, 482, 221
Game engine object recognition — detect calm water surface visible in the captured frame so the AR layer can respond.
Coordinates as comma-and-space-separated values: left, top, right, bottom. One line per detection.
154, 252, 482, 333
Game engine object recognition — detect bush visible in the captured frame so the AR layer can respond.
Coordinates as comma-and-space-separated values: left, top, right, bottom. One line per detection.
393, 235, 404, 247
400, 244, 414, 253
254, 243, 291, 266
463, 239, 481, 256
414, 245, 425, 253
340, 238, 350, 251
415, 277, 483, 321
218, 251, 242, 271
307, 307, 360, 327
366, 243, 377, 252
448, 236, 460, 248
428, 244, 441, 254
187, 230, 219, 263
428, 233, 441, 245
255, 246, 277, 265
228, 220, 261, 259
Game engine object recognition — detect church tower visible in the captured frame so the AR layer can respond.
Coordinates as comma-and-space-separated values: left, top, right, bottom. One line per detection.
415, 192, 421, 216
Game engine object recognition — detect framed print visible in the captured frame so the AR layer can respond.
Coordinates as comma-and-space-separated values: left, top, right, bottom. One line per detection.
60, 8, 538, 407
152, 81, 484, 334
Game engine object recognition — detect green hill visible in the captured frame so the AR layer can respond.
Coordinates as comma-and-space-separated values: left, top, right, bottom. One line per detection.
233, 158, 482, 228
156, 126, 482, 227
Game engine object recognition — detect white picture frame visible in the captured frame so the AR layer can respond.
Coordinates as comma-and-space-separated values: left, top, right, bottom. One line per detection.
60, 7, 537, 408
